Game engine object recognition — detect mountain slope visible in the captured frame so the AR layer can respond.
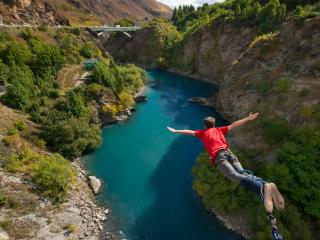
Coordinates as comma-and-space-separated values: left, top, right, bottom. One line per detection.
0, 0, 172, 25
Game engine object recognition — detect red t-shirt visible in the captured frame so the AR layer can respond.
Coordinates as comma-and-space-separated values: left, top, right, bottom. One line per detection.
194, 126, 229, 164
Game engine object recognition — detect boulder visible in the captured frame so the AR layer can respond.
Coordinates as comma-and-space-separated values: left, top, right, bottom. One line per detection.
88, 176, 101, 194
188, 96, 209, 106
0, 232, 9, 240
134, 95, 147, 102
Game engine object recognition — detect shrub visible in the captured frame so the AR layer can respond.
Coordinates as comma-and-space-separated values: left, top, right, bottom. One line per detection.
258, 117, 291, 144
0, 60, 9, 84
2, 134, 20, 147
32, 153, 76, 202
117, 64, 147, 93
66, 224, 77, 233
102, 103, 118, 117
299, 88, 309, 97
118, 91, 135, 111
55, 89, 87, 118
258, 80, 273, 95
41, 114, 102, 158
7, 127, 18, 136
4, 147, 76, 202
250, 32, 279, 48
80, 42, 100, 58
31, 42, 65, 82
0, 41, 32, 66
0, 194, 7, 207
35, 139, 47, 149
0, 65, 38, 111
56, 32, 82, 64
15, 120, 27, 131
274, 78, 293, 93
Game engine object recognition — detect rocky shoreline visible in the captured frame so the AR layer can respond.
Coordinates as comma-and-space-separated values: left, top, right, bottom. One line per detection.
0, 160, 108, 240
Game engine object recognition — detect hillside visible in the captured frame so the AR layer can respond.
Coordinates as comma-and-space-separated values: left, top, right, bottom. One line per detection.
0, 0, 172, 25
104, 1, 320, 239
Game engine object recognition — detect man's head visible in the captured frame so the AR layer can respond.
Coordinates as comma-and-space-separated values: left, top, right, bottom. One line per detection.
204, 116, 215, 129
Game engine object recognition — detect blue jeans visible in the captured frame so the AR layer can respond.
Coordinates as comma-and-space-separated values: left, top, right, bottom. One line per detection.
215, 149, 247, 182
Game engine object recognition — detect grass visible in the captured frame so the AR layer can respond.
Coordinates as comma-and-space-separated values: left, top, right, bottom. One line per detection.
249, 32, 279, 49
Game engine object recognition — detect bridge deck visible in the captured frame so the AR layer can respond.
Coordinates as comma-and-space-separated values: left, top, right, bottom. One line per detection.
89, 26, 140, 32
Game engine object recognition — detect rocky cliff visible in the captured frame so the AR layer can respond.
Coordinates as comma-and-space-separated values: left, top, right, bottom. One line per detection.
0, 0, 172, 25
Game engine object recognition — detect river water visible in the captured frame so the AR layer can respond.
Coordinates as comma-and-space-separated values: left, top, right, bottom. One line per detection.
84, 70, 243, 240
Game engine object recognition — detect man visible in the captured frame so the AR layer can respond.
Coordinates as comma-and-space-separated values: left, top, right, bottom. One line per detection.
167, 112, 285, 214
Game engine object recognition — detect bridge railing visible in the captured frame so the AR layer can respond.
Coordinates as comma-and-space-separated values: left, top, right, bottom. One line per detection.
88, 26, 141, 32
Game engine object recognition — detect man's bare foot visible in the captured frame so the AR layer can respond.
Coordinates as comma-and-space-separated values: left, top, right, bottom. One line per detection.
264, 183, 274, 213
270, 183, 285, 211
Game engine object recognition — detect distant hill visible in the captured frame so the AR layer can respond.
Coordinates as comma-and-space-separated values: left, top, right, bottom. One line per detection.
0, 0, 172, 25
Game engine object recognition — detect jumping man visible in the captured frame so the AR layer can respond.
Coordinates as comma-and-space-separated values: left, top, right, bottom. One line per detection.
167, 112, 285, 239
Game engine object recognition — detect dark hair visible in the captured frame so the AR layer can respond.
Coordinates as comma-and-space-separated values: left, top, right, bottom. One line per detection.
204, 117, 215, 129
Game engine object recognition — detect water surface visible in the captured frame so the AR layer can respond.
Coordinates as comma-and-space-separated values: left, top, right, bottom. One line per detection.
84, 70, 243, 240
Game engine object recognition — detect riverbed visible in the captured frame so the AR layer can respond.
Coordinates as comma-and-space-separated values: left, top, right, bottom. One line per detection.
84, 70, 243, 240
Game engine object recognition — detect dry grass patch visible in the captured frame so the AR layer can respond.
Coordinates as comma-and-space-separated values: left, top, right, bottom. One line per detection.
57, 64, 83, 90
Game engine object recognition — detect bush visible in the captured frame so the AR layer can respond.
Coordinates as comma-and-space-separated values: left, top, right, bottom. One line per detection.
0, 65, 38, 111
2, 134, 20, 147
41, 114, 102, 158
258, 80, 273, 95
0, 194, 7, 207
117, 64, 147, 93
102, 103, 118, 117
258, 117, 291, 144
0, 60, 9, 84
80, 42, 100, 58
4, 147, 76, 202
31, 42, 65, 82
274, 78, 293, 93
66, 223, 77, 233
55, 89, 87, 118
7, 127, 18, 136
32, 153, 76, 202
15, 120, 27, 131
118, 91, 135, 111
0, 41, 32, 66
35, 139, 47, 149
250, 32, 279, 48
56, 32, 82, 64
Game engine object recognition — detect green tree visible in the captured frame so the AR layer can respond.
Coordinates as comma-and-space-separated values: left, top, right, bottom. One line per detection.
1, 65, 38, 111
41, 113, 102, 158
31, 43, 64, 82
0, 41, 32, 66
0, 60, 9, 84
55, 89, 87, 118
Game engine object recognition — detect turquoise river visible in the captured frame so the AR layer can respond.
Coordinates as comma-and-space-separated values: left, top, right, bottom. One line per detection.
84, 70, 244, 240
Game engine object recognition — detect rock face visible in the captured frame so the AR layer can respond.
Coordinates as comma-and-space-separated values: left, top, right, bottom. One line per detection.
217, 18, 320, 122
0, 0, 172, 25
88, 176, 102, 194
0, 0, 69, 25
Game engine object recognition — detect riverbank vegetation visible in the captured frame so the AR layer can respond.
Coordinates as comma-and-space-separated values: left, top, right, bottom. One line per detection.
0, 27, 146, 203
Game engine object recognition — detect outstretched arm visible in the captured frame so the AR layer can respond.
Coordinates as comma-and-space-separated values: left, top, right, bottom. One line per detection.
167, 126, 195, 136
228, 112, 259, 131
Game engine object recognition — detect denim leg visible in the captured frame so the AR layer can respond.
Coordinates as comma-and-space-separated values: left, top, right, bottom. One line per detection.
227, 150, 244, 172
217, 160, 246, 183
